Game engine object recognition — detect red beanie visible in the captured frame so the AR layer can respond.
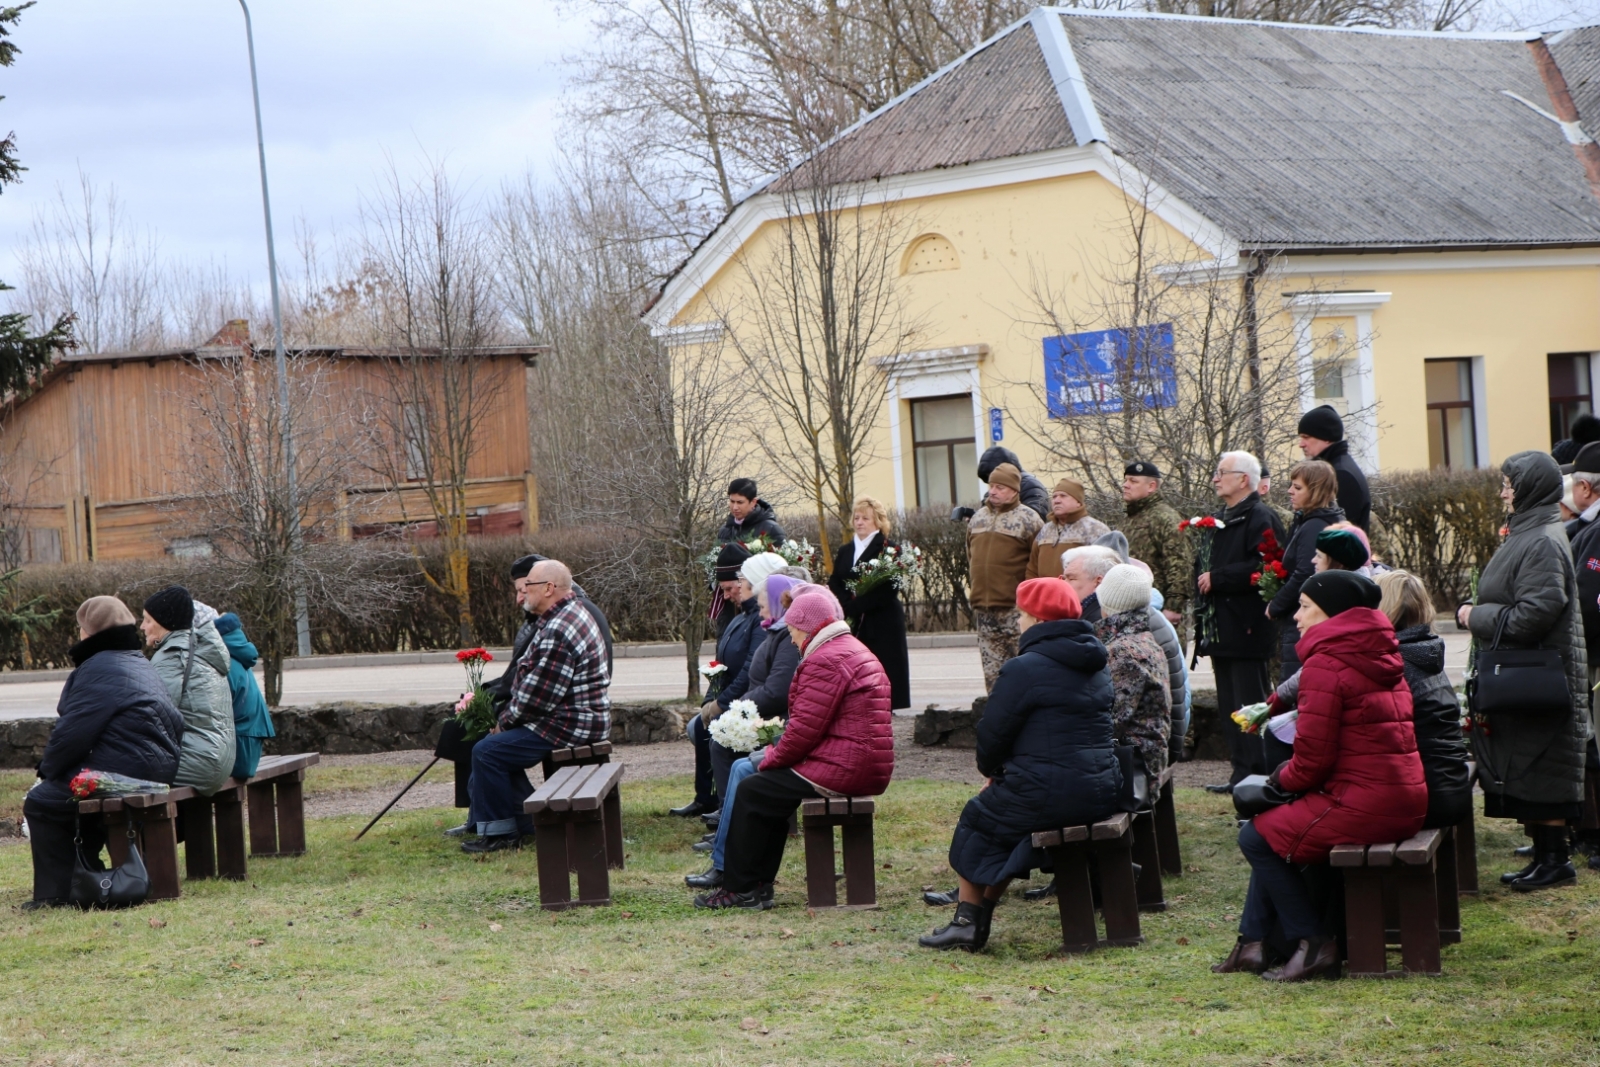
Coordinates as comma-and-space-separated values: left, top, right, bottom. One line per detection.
1015, 577, 1082, 622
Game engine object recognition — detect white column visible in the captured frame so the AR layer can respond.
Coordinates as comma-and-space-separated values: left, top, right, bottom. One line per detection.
1350, 310, 1380, 474
1289, 308, 1317, 414
1281, 292, 1390, 475
969, 365, 987, 500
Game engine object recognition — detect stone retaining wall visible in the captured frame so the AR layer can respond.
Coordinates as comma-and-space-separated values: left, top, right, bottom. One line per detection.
913, 688, 1226, 761
0, 701, 693, 768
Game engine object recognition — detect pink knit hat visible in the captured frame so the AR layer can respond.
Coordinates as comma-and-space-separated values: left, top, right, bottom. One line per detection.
784, 585, 843, 634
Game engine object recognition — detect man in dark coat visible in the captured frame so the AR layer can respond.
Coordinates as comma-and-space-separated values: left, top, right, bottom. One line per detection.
487, 553, 613, 718
716, 478, 786, 545
24, 596, 183, 908
976, 446, 1049, 520
1296, 404, 1371, 532
1195, 451, 1287, 790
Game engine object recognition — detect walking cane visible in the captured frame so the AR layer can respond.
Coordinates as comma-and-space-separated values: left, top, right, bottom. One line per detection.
354, 757, 441, 841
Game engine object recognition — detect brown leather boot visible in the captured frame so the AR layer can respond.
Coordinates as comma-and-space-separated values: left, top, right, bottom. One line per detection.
1262, 936, 1339, 982
1211, 938, 1267, 974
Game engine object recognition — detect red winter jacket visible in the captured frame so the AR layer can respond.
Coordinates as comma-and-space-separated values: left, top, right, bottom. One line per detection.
760, 621, 894, 795
1255, 607, 1427, 863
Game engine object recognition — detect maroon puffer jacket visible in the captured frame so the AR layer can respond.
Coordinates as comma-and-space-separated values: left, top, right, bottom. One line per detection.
1255, 607, 1427, 863
759, 621, 894, 795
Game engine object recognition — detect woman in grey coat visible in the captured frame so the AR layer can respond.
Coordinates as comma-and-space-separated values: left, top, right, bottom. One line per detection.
141, 586, 235, 796
1457, 452, 1588, 891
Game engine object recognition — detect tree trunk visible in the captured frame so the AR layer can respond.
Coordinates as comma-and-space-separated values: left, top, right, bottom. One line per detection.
684, 610, 704, 703
450, 541, 474, 647
263, 651, 284, 708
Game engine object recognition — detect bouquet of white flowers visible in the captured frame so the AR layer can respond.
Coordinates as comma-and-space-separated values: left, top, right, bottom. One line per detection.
709, 699, 785, 753
847, 542, 925, 596
775, 538, 820, 575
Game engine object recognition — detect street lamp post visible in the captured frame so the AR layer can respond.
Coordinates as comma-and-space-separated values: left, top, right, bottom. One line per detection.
238, 0, 311, 657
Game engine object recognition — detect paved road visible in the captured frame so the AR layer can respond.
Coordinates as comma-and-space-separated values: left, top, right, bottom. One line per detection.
0, 629, 1471, 723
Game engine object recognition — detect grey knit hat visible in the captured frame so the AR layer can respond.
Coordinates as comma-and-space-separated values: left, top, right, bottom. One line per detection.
1096, 564, 1152, 615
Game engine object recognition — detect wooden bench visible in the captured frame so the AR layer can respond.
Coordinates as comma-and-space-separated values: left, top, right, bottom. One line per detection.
1031, 812, 1142, 953
245, 754, 319, 858
1128, 766, 1182, 912
541, 740, 613, 780
1330, 828, 1447, 977
79, 788, 195, 901
1152, 765, 1182, 877
801, 797, 877, 909
1454, 762, 1479, 895
523, 762, 626, 910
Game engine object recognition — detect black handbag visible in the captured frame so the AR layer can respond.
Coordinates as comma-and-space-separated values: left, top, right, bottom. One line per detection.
1114, 744, 1150, 812
1468, 610, 1571, 717
1232, 774, 1299, 819
69, 819, 150, 910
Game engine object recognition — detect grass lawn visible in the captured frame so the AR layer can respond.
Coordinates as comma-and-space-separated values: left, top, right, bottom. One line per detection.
2, 772, 1599, 1066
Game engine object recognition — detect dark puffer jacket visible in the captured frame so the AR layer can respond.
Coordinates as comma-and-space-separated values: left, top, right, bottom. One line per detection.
713, 594, 764, 710
1269, 505, 1344, 629
717, 500, 786, 545
1467, 451, 1589, 810
740, 626, 800, 720
1255, 607, 1427, 863
948, 619, 1122, 885
36, 624, 183, 793
978, 446, 1050, 520
759, 621, 893, 795
1395, 624, 1473, 829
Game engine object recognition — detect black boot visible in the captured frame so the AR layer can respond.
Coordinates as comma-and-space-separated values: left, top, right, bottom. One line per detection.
918, 901, 981, 951
971, 898, 997, 951
1501, 826, 1540, 884
1511, 825, 1577, 892
670, 798, 716, 818
1023, 879, 1056, 901
922, 887, 960, 907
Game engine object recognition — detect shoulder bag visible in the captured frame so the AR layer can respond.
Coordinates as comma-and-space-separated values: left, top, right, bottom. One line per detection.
69, 818, 150, 909
1468, 609, 1571, 717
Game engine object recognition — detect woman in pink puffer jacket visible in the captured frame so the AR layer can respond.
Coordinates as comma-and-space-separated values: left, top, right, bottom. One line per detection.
694, 585, 893, 910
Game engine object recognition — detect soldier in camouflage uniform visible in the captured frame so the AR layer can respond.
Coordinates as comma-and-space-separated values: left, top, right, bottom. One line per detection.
967, 463, 1044, 691
1118, 461, 1192, 627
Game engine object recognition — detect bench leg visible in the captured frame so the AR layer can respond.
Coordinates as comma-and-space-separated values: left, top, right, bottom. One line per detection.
803, 815, 838, 908
1343, 868, 1389, 976
1048, 843, 1098, 953
1454, 807, 1479, 895
104, 810, 131, 866
247, 782, 278, 856
1154, 778, 1182, 877
275, 773, 307, 856
1131, 811, 1167, 912
138, 804, 182, 901
533, 812, 573, 911
1092, 834, 1143, 946
840, 815, 876, 907
572, 811, 611, 906
1435, 828, 1461, 945
214, 788, 248, 881
180, 796, 217, 880
603, 787, 624, 871
1397, 864, 1442, 975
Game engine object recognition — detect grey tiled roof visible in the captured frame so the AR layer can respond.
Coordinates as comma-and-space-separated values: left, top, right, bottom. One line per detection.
792, 10, 1600, 249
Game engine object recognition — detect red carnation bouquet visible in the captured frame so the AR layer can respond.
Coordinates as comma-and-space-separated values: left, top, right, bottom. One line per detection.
1180, 515, 1226, 648
69, 770, 168, 799
453, 648, 496, 742
1251, 528, 1289, 602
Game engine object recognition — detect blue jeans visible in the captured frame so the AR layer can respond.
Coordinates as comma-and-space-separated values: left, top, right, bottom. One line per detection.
467, 727, 554, 838
711, 750, 763, 871
1237, 820, 1324, 943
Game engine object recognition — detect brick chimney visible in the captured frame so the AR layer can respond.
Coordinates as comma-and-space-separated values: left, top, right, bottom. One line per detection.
202, 319, 252, 348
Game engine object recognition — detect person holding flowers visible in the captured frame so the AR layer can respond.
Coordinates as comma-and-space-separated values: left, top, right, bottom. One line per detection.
704, 553, 794, 803
23, 596, 183, 909
1265, 460, 1344, 677
829, 495, 912, 711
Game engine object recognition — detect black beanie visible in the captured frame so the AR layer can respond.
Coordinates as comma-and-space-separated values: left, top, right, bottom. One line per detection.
1572, 414, 1600, 446
143, 585, 194, 632
1297, 404, 1345, 443
728, 478, 758, 500
1315, 528, 1369, 570
510, 553, 546, 580
714, 542, 751, 581
1300, 570, 1381, 618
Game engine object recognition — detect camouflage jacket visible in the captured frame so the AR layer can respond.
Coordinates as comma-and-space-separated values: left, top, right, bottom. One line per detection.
1095, 607, 1172, 779
967, 500, 1044, 609
1119, 492, 1192, 616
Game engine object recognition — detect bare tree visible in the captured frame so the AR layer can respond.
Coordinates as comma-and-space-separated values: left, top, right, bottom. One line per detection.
357, 161, 509, 645
179, 352, 408, 704
714, 173, 922, 566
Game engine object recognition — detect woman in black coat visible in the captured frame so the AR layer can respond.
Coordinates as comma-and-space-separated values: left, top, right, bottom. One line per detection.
24, 596, 183, 909
829, 496, 911, 710
919, 578, 1121, 952
1266, 460, 1343, 674
1377, 571, 1473, 829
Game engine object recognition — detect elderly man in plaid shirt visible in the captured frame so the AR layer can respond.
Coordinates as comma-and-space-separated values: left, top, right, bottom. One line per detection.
462, 559, 611, 853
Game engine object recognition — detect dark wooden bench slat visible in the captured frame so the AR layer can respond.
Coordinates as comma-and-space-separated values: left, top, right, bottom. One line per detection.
1091, 812, 1131, 839
549, 765, 600, 812
526, 765, 582, 813
1367, 842, 1398, 867
568, 763, 625, 811
1329, 843, 1368, 867
1397, 828, 1442, 865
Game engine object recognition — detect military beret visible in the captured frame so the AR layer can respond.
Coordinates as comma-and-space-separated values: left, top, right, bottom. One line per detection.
1124, 460, 1161, 479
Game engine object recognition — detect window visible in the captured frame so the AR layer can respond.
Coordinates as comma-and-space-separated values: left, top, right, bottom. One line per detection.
911, 395, 977, 508
1313, 360, 1345, 400
1425, 359, 1477, 470
1549, 353, 1593, 445
903, 234, 959, 274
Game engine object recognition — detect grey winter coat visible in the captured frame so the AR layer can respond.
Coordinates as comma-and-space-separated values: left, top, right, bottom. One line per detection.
152, 621, 236, 796
1467, 451, 1589, 808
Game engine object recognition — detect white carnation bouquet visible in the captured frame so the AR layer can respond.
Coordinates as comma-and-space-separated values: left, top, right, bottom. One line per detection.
709, 699, 785, 753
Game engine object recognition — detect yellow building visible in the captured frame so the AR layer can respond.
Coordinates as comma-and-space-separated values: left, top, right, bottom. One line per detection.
646, 9, 1600, 511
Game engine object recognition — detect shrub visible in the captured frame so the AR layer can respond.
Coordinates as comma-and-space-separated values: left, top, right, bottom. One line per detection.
1369, 468, 1503, 609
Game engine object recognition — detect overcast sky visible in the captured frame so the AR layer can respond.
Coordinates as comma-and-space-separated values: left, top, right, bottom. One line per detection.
0, 0, 1592, 306
0, 0, 584, 289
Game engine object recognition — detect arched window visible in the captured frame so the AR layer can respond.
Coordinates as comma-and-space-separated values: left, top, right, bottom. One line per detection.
903, 234, 959, 274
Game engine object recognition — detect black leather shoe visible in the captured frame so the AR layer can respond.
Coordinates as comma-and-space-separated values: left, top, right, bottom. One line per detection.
1513, 844, 1534, 858
670, 799, 716, 818
1500, 860, 1540, 885
1510, 859, 1577, 892
919, 901, 982, 950
1212, 938, 1268, 974
461, 834, 521, 854
922, 887, 959, 907
692, 839, 715, 853
685, 867, 723, 889
1024, 879, 1057, 901
1262, 936, 1339, 982
701, 812, 721, 829
1204, 782, 1234, 795
694, 885, 772, 910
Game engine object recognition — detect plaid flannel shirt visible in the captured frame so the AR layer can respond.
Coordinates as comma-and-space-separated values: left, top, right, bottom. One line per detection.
500, 594, 611, 747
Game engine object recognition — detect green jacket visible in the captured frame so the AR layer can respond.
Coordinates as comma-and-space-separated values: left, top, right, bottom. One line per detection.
1118, 492, 1192, 617
151, 621, 236, 796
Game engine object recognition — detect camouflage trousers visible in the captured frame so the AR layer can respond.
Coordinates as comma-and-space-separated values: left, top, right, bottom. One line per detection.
974, 607, 1021, 693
